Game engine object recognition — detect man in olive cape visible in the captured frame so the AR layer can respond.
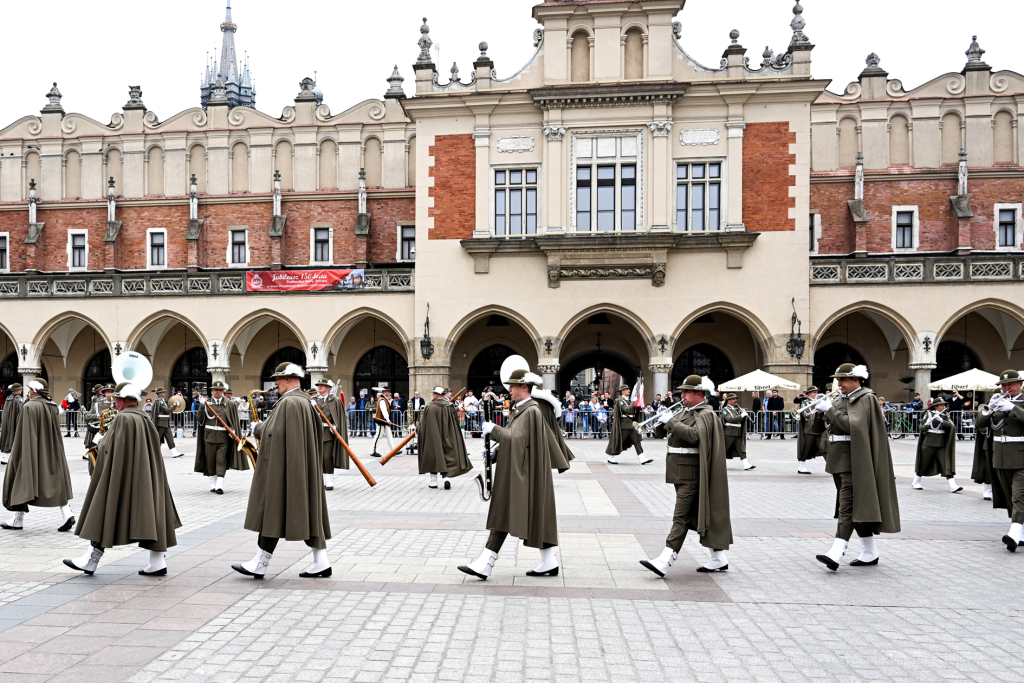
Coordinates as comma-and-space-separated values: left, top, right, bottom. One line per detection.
973, 419, 994, 501
232, 362, 332, 579
418, 387, 472, 490
0, 383, 25, 465
796, 386, 825, 474
150, 388, 182, 458
912, 399, 962, 493
459, 368, 570, 579
606, 385, 651, 465
195, 381, 247, 494
1, 379, 75, 532
977, 370, 1024, 551
64, 381, 181, 576
812, 363, 900, 571
640, 375, 732, 576
314, 379, 349, 491
82, 384, 111, 456
721, 393, 755, 471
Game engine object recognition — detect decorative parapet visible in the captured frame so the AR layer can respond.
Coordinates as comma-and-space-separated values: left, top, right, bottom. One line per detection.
810, 254, 1022, 285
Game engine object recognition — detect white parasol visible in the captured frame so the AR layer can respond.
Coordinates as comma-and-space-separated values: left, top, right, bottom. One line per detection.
927, 368, 1000, 392
717, 369, 800, 393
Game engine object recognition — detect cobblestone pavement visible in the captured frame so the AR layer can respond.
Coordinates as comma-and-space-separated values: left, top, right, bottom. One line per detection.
0, 433, 1020, 682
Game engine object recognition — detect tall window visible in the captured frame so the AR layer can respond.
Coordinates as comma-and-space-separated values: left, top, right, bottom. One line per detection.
0, 236, 7, 270
576, 167, 591, 231
230, 230, 247, 264
150, 232, 165, 267
895, 211, 914, 249
71, 234, 87, 268
314, 228, 330, 262
809, 214, 815, 252
597, 166, 616, 231
400, 226, 415, 260
999, 208, 1016, 248
494, 169, 537, 236
574, 136, 640, 231
676, 162, 722, 231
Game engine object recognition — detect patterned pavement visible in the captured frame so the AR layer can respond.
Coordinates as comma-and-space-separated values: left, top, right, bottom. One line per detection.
0, 433, 1020, 682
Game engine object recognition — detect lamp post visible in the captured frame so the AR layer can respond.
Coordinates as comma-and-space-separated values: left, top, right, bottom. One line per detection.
786, 297, 806, 360
420, 303, 435, 361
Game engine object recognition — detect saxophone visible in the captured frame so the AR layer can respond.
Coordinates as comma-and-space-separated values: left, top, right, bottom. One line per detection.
84, 407, 117, 472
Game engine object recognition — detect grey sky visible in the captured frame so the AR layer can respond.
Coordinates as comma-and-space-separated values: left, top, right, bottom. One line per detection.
1, 0, 1020, 128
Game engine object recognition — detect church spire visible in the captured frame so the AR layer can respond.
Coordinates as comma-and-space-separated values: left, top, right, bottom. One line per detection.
200, 0, 255, 110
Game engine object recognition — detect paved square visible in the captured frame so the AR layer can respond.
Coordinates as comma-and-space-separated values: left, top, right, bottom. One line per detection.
0, 433, 1020, 682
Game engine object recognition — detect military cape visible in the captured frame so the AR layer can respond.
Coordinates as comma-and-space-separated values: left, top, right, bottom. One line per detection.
796, 402, 824, 461
605, 396, 641, 456
194, 399, 249, 473
74, 406, 181, 551
915, 412, 957, 478
0, 395, 23, 453
972, 424, 993, 485
486, 398, 570, 549
418, 398, 473, 477
244, 388, 331, 544
315, 394, 350, 471
720, 404, 747, 458
2, 396, 73, 509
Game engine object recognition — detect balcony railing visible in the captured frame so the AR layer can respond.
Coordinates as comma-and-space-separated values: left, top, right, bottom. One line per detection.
810, 253, 1023, 285
0, 268, 414, 299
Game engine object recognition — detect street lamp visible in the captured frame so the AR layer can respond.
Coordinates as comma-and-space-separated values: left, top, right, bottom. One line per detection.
420, 303, 435, 361
786, 297, 806, 360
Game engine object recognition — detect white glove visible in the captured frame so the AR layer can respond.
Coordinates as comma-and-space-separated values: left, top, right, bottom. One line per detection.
815, 398, 833, 413
482, 421, 496, 436
197, 396, 207, 404
657, 411, 673, 425
740, 409, 748, 418
995, 399, 1015, 412
94, 433, 104, 444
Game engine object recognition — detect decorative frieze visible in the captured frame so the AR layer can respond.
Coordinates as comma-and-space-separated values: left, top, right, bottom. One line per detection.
543, 126, 567, 141
680, 129, 721, 146
647, 121, 673, 137
497, 137, 535, 153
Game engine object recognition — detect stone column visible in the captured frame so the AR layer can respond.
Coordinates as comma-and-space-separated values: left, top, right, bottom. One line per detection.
911, 364, 936, 404
649, 363, 673, 400
536, 363, 560, 393
411, 364, 451, 398
725, 121, 746, 230
542, 125, 567, 233
647, 123, 672, 230
471, 131, 492, 237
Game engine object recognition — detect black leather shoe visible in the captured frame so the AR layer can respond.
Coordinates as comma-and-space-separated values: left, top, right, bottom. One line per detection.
457, 565, 488, 580
950, 487, 963, 494
850, 557, 879, 566
0, 522, 23, 530
525, 567, 559, 577
815, 554, 839, 571
63, 558, 96, 575
58, 516, 75, 532
325, 486, 334, 491
639, 560, 665, 577
215, 489, 224, 495
444, 480, 451, 490
797, 470, 812, 475
696, 564, 728, 572
1003, 535, 1019, 552
299, 566, 333, 578
139, 567, 168, 576
231, 563, 265, 579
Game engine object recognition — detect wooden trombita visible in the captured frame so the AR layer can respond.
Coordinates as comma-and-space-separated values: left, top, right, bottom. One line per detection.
378, 428, 417, 466
310, 401, 377, 487
200, 391, 257, 469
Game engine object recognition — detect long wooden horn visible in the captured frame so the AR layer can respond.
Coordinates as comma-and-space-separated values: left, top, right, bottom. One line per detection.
379, 428, 416, 466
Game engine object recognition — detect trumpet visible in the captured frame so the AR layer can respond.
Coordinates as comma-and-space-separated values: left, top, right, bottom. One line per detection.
795, 390, 843, 419
636, 401, 685, 430
978, 392, 1011, 418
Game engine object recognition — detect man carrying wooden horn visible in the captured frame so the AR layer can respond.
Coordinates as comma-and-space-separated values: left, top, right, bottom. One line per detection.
418, 386, 472, 490
314, 379, 349, 490
1, 379, 75, 532
64, 381, 181, 576
459, 368, 570, 580
232, 362, 333, 579
195, 381, 247, 494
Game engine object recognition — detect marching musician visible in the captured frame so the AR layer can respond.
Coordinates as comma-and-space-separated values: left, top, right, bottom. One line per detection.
640, 375, 732, 577
0, 383, 24, 466
973, 412, 994, 501
418, 387, 472, 490
606, 384, 652, 465
977, 370, 1024, 551
912, 398, 961, 493
795, 386, 826, 474
1, 379, 75, 532
459, 368, 570, 580
232, 362, 332, 579
82, 384, 113, 460
811, 364, 900, 571
195, 381, 247, 495
721, 393, 755, 471
314, 379, 349, 491
373, 385, 396, 455
150, 387, 182, 458
64, 381, 181, 576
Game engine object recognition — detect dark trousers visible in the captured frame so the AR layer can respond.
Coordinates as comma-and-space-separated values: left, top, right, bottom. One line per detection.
834, 472, 874, 541
323, 438, 336, 474
92, 539, 168, 552
257, 534, 326, 552
666, 479, 699, 552
724, 436, 743, 460
485, 530, 554, 553
157, 425, 176, 450
201, 441, 229, 477
622, 430, 644, 455
995, 468, 1024, 525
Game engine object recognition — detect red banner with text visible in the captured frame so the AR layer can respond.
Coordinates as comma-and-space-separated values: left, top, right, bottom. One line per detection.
245, 269, 365, 292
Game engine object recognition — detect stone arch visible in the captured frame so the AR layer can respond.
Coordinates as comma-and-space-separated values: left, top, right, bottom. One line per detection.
888, 113, 911, 166
445, 305, 543, 364
940, 110, 964, 164
362, 136, 383, 188
556, 304, 654, 357
671, 302, 775, 361
993, 108, 1016, 164
273, 138, 293, 190
937, 299, 1024, 368
569, 26, 593, 83
145, 143, 165, 196
224, 309, 308, 361
318, 137, 338, 190
230, 140, 249, 193
188, 142, 207, 192
811, 301, 917, 359
837, 115, 859, 168
32, 312, 112, 353
622, 23, 647, 80
105, 146, 123, 195
324, 308, 412, 364
126, 310, 209, 356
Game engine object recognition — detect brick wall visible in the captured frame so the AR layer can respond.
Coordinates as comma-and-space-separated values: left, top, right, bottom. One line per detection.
811, 175, 1024, 254
428, 134, 476, 240
0, 194, 413, 271
743, 122, 796, 232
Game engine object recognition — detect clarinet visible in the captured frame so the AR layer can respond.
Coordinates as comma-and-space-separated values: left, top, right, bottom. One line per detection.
477, 397, 495, 501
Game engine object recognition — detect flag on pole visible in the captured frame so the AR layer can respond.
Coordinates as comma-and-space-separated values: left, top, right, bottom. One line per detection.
632, 376, 645, 409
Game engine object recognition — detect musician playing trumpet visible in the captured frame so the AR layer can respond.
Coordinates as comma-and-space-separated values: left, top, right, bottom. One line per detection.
721, 393, 755, 471
795, 386, 826, 474
912, 398, 961, 493
977, 370, 1024, 552
195, 381, 248, 495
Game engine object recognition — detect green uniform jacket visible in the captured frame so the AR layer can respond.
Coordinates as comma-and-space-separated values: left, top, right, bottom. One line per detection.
75, 406, 181, 551
915, 412, 957, 478
150, 397, 173, 429
418, 398, 473, 477
655, 404, 733, 550
315, 394, 350, 470
486, 398, 570, 549
195, 398, 249, 473
0, 394, 23, 453
605, 396, 640, 456
822, 388, 901, 534
2, 396, 73, 509
720, 404, 747, 458
244, 388, 331, 544
976, 395, 1024, 516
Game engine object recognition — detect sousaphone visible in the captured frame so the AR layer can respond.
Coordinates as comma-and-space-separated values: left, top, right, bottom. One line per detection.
112, 351, 154, 390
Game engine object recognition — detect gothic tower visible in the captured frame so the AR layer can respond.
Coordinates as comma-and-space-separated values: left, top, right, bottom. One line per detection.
200, 1, 256, 109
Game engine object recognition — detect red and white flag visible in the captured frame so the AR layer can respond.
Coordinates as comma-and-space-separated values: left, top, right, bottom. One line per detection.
632, 377, 645, 409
